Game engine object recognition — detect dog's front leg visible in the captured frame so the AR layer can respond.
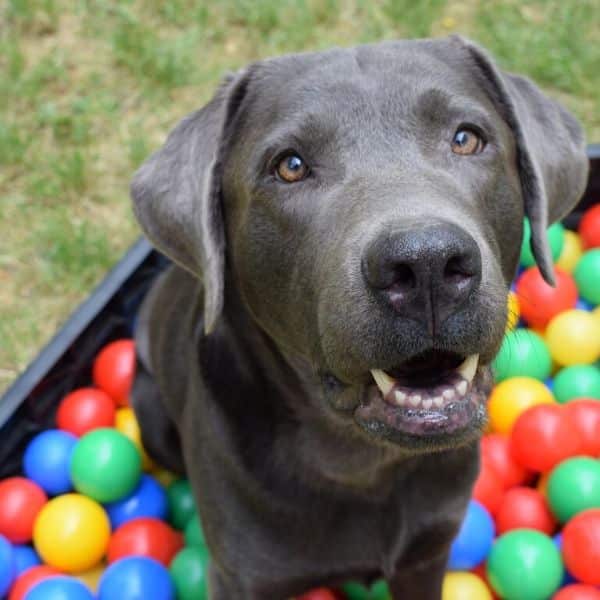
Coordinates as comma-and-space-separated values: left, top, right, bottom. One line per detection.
387, 550, 449, 600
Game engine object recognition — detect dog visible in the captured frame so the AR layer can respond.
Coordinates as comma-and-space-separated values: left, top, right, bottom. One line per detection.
130, 36, 588, 599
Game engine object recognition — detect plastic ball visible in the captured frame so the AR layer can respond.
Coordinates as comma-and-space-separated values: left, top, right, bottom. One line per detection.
545, 310, 600, 366
56, 388, 116, 437
487, 377, 555, 434
506, 291, 520, 331
495, 487, 556, 535
553, 366, 600, 403
562, 509, 600, 585
579, 204, 600, 249
70, 428, 141, 503
520, 219, 564, 268
23, 430, 77, 496
8, 565, 62, 600
492, 329, 552, 382
298, 590, 339, 600
114, 407, 154, 470
169, 546, 209, 600
167, 479, 196, 530
547, 457, 600, 523
74, 563, 105, 594
563, 399, 600, 456
0, 534, 16, 597
472, 462, 505, 517
104, 474, 167, 529
487, 529, 562, 600
342, 582, 370, 600
92, 339, 135, 406
13, 545, 41, 576
442, 571, 492, 600
25, 577, 95, 600
510, 404, 581, 472
0, 478, 47, 543
98, 556, 175, 600
107, 517, 183, 567
151, 467, 178, 488
33, 493, 110, 573
574, 249, 600, 305
554, 585, 600, 600
481, 434, 532, 489
184, 513, 207, 549
556, 230, 584, 273
448, 500, 495, 570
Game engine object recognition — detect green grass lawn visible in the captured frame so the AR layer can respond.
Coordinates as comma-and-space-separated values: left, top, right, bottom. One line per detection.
1, 0, 599, 393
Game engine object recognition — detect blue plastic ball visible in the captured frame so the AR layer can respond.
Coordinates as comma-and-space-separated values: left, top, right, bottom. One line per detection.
25, 577, 95, 600
104, 474, 168, 529
98, 557, 175, 600
23, 429, 77, 495
447, 500, 495, 570
0, 534, 15, 597
13, 544, 41, 576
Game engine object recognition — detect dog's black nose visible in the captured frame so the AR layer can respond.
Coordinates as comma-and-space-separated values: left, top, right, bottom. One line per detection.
362, 222, 482, 332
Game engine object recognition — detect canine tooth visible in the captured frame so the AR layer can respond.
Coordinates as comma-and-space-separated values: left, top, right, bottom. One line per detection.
456, 354, 479, 383
422, 399, 433, 409
442, 389, 455, 401
394, 390, 407, 405
456, 380, 468, 396
409, 394, 422, 407
371, 369, 395, 396
433, 396, 444, 408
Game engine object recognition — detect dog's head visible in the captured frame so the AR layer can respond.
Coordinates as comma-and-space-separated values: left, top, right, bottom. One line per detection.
131, 37, 587, 452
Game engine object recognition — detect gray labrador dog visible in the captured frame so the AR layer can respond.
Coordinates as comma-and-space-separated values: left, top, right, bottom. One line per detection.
130, 36, 587, 599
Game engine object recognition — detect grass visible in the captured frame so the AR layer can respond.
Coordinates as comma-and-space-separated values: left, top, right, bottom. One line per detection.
1, 0, 599, 393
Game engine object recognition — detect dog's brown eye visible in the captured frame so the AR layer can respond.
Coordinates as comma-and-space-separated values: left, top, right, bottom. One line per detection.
276, 153, 309, 183
452, 129, 485, 155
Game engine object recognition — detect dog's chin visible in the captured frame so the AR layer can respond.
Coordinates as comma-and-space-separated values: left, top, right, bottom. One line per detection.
324, 352, 493, 453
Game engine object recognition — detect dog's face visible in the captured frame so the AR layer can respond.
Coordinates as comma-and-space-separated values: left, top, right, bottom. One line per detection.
132, 37, 588, 452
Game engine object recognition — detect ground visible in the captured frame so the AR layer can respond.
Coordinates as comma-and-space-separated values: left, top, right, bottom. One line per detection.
1, 0, 599, 393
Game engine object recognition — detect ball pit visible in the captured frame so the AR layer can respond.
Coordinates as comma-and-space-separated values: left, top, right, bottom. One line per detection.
0, 202, 597, 600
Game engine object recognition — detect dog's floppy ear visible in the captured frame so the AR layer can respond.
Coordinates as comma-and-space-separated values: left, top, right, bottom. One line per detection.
455, 37, 588, 284
131, 69, 252, 334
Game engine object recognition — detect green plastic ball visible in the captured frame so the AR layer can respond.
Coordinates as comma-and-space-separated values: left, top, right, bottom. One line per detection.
487, 529, 563, 600
184, 513, 207, 549
167, 479, 196, 530
553, 365, 600, 403
70, 428, 142, 503
492, 329, 552, 382
170, 546, 209, 600
342, 582, 370, 600
520, 219, 565, 268
547, 457, 600, 522
369, 579, 391, 600
574, 249, 600, 305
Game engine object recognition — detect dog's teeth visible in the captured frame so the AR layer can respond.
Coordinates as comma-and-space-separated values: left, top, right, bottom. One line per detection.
456, 354, 479, 383
422, 398, 433, 409
432, 396, 444, 408
394, 390, 407, 406
371, 369, 395, 396
456, 380, 468, 396
442, 389, 455, 401
408, 394, 422, 407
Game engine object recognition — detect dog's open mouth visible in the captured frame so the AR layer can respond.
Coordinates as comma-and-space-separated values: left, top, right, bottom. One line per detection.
354, 350, 488, 444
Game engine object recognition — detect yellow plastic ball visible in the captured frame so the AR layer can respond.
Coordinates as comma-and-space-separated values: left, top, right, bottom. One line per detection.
506, 292, 520, 331
487, 377, 555, 434
33, 493, 110, 573
593, 305, 600, 328
555, 230, 583, 272
75, 562, 105, 592
152, 466, 178, 488
442, 571, 493, 600
115, 407, 155, 471
546, 309, 600, 366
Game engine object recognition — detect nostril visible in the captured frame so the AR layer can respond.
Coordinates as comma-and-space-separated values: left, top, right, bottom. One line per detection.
391, 263, 417, 292
444, 255, 475, 290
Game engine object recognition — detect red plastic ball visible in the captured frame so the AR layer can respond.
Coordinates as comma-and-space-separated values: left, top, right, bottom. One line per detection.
298, 589, 339, 600
563, 399, 600, 457
553, 585, 600, 600
0, 477, 47, 543
495, 487, 556, 535
472, 462, 505, 517
92, 339, 136, 407
516, 267, 578, 328
56, 387, 116, 436
107, 517, 183, 567
562, 509, 600, 585
8, 565, 61, 600
510, 404, 582, 473
579, 204, 600, 250
481, 434, 533, 488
